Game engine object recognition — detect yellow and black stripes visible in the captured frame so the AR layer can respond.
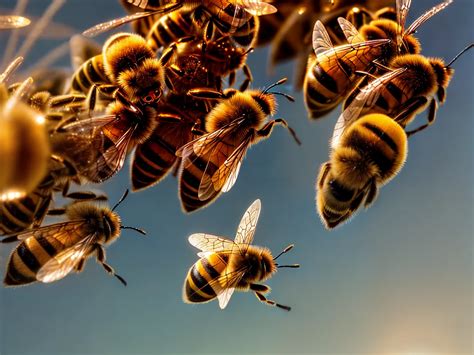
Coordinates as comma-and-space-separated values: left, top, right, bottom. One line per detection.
4, 236, 63, 286
70, 55, 110, 95
183, 253, 229, 303
146, 10, 195, 51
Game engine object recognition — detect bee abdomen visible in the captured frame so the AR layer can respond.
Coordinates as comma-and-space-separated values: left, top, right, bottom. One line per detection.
4, 236, 62, 286
147, 11, 194, 51
132, 133, 177, 191
70, 56, 109, 94
184, 255, 227, 303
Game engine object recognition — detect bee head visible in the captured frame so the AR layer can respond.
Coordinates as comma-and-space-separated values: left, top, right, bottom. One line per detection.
429, 58, 453, 103
117, 58, 164, 105
244, 247, 276, 282
102, 209, 122, 242
250, 91, 278, 117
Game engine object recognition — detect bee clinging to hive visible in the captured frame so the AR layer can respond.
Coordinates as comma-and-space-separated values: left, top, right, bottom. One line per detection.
184, 199, 299, 310
1, 190, 145, 287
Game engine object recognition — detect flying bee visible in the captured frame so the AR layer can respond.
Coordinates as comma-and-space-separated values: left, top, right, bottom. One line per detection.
0, 15, 30, 30
70, 33, 172, 109
51, 91, 159, 183
184, 199, 299, 310
304, 0, 453, 120
176, 78, 301, 213
332, 44, 473, 146
1, 190, 146, 287
317, 113, 407, 229
131, 93, 210, 191
0, 58, 50, 202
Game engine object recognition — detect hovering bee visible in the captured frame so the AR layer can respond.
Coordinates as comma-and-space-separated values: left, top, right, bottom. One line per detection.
131, 94, 209, 191
51, 92, 159, 183
304, 0, 453, 119
183, 199, 299, 310
176, 78, 301, 213
0, 15, 30, 30
1, 190, 145, 287
317, 113, 407, 229
70, 32, 170, 108
333, 44, 473, 146
0, 58, 50, 202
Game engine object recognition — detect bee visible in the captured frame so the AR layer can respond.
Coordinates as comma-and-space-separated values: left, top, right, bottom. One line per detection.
85, 0, 275, 44
0, 59, 50, 202
304, 0, 453, 119
333, 44, 473, 145
176, 78, 301, 213
0, 155, 100, 236
183, 199, 299, 310
1, 190, 146, 287
131, 94, 209, 191
50, 92, 159, 183
70, 33, 170, 108
0, 15, 30, 30
317, 113, 407, 229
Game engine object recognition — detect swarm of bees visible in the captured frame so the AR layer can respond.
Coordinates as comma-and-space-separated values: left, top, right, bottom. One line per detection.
0, 0, 471, 312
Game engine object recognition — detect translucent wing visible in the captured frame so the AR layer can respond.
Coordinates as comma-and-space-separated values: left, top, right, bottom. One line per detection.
331, 67, 407, 149
238, 0, 278, 16
404, 0, 452, 36
0, 15, 30, 29
82, 3, 181, 37
337, 17, 364, 44
36, 233, 96, 283
396, 0, 412, 45
234, 199, 261, 251
188, 233, 236, 253
312, 20, 333, 55
211, 265, 249, 309
198, 133, 253, 200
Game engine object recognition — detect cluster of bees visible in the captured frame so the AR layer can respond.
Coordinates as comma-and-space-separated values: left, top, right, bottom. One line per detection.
0, 0, 471, 311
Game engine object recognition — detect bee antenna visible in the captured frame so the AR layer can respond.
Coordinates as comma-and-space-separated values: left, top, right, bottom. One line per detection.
273, 244, 295, 260
112, 189, 129, 212
276, 264, 300, 269
268, 91, 295, 102
446, 43, 474, 68
263, 78, 288, 94
243, 47, 254, 56
121, 226, 147, 236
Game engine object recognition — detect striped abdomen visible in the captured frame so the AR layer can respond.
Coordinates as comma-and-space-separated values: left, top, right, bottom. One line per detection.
304, 45, 383, 119
146, 10, 195, 51
70, 55, 110, 95
4, 236, 65, 286
203, 0, 252, 34
0, 176, 55, 235
231, 15, 258, 48
183, 253, 229, 303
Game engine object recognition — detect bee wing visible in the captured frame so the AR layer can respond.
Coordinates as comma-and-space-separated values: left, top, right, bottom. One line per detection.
82, 3, 181, 37
36, 233, 97, 283
337, 17, 365, 44
404, 0, 453, 37
238, 0, 278, 16
188, 233, 237, 254
331, 67, 407, 149
198, 133, 253, 200
234, 199, 261, 251
56, 115, 135, 183
0, 15, 30, 29
312, 20, 333, 55
212, 265, 249, 309
396, 0, 412, 45
2, 220, 88, 243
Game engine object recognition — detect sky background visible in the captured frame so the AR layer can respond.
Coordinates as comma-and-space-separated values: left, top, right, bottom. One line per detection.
0, 1, 472, 354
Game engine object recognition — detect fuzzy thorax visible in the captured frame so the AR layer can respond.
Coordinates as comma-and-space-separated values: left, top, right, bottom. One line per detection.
66, 202, 121, 244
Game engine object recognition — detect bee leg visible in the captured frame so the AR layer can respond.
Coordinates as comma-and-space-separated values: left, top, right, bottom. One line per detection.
74, 257, 86, 272
238, 64, 253, 92
254, 290, 291, 311
257, 119, 302, 145
47, 207, 66, 216
65, 191, 108, 201
191, 121, 206, 135
95, 244, 127, 286
364, 179, 378, 207
393, 96, 428, 130
187, 88, 225, 100
406, 98, 437, 137
250, 283, 270, 293
318, 162, 331, 189
156, 113, 182, 123
229, 71, 236, 87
